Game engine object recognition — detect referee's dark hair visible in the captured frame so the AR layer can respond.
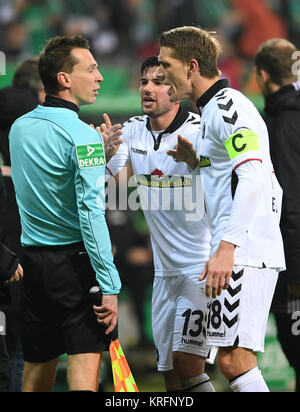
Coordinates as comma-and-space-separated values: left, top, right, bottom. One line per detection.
39, 35, 90, 95
255, 39, 298, 86
141, 56, 159, 75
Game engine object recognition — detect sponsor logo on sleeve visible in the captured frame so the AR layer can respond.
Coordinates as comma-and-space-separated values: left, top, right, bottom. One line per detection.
76, 143, 106, 169
199, 156, 211, 168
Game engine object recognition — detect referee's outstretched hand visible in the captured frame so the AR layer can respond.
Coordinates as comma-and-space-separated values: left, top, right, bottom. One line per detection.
90, 113, 123, 162
93, 294, 118, 335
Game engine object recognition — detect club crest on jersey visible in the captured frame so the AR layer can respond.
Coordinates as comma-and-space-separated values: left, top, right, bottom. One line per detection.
151, 169, 165, 178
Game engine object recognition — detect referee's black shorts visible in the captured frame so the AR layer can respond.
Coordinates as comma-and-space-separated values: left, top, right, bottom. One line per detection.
21, 242, 114, 363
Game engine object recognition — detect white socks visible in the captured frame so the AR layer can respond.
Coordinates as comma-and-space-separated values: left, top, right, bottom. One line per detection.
230, 367, 269, 392
180, 368, 268, 392
180, 373, 215, 392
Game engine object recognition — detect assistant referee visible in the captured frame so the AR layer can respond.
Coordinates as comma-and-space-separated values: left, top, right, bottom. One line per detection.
9, 35, 122, 392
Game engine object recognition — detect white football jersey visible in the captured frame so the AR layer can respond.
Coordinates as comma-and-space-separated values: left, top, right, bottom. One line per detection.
107, 107, 212, 277
196, 79, 285, 269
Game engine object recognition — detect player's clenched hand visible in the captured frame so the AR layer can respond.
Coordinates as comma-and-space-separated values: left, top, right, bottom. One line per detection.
5, 264, 23, 284
200, 241, 235, 298
93, 294, 118, 335
167, 134, 199, 169
90, 113, 123, 162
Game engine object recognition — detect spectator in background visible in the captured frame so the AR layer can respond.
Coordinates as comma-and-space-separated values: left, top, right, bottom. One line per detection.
0, 168, 23, 393
231, 0, 287, 59
0, 22, 27, 62
255, 38, 300, 392
0, 57, 44, 392
0, 0, 297, 98
280, 0, 300, 49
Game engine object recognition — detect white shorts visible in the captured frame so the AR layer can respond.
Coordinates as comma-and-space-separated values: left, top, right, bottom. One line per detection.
206, 266, 279, 352
152, 274, 211, 372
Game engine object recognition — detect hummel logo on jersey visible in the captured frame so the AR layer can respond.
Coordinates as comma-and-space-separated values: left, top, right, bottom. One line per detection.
216, 90, 227, 100
181, 337, 204, 347
222, 111, 238, 125
187, 115, 201, 126
132, 148, 147, 155
217, 96, 238, 125
218, 99, 233, 112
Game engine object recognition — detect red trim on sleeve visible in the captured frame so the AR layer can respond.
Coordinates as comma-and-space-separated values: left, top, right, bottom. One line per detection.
234, 158, 262, 171
106, 166, 113, 176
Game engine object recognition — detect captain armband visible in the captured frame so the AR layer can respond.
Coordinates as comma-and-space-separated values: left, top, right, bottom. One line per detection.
224, 129, 260, 160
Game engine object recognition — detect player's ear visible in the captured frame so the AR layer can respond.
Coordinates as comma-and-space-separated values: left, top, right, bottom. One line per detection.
57, 72, 71, 89
257, 69, 270, 84
187, 59, 199, 79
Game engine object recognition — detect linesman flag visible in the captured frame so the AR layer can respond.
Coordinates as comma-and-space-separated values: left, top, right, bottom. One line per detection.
109, 339, 139, 392
89, 286, 138, 392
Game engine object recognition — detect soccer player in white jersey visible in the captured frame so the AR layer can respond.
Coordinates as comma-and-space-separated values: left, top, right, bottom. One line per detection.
158, 27, 286, 392
106, 56, 215, 392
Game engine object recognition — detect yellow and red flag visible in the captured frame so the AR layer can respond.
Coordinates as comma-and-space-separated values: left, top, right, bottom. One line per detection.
109, 339, 139, 392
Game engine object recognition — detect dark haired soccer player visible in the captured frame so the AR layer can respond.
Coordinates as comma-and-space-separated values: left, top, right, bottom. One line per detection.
107, 56, 215, 392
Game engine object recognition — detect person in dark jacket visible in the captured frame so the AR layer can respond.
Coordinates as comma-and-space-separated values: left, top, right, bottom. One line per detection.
0, 57, 43, 392
0, 169, 21, 282
0, 168, 23, 392
255, 38, 300, 392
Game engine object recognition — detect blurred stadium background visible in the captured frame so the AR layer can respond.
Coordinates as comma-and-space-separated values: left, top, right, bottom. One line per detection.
0, 0, 299, 392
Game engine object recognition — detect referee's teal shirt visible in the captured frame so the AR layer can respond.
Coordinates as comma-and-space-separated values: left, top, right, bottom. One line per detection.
9, 104, 121, 295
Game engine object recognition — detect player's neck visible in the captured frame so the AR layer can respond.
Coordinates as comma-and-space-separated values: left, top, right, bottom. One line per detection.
149, 106, 180, 131
192, 76, 220, 104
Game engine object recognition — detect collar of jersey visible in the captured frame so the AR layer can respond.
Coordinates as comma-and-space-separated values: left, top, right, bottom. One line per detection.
196, 79, 230, 111
43, 95, 80, 114
146, 105, 189, 136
